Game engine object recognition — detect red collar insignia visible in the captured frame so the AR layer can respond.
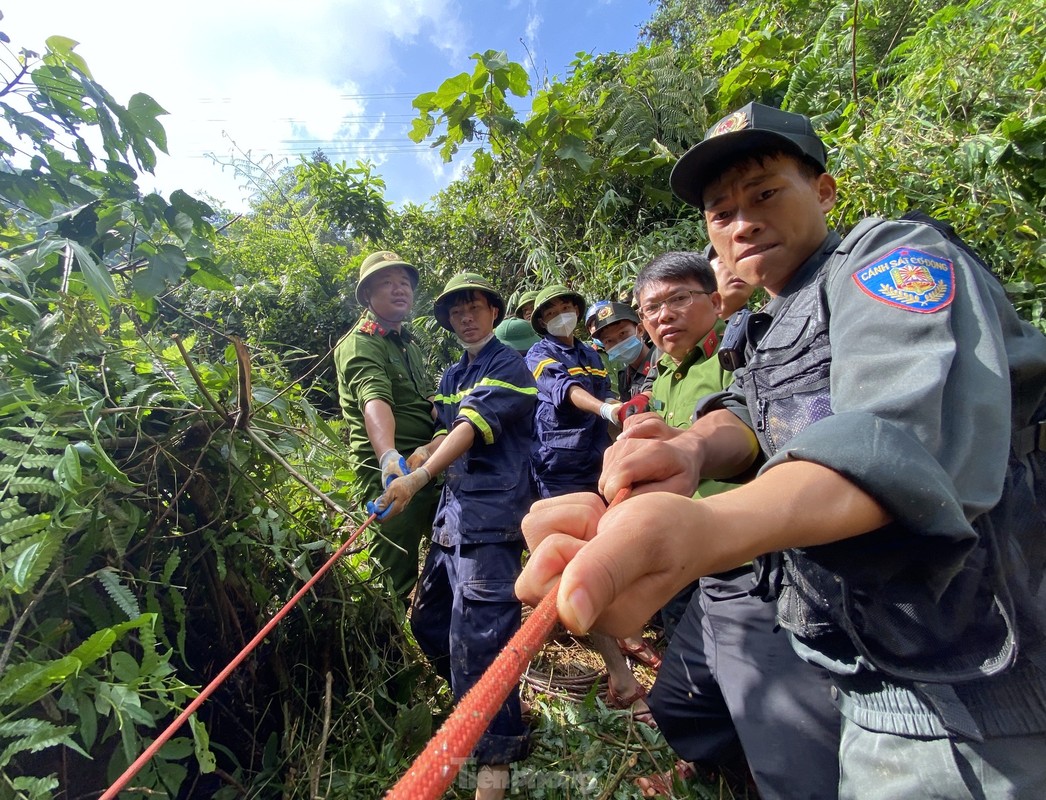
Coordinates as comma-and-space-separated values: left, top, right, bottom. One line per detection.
359, 319, 387, 336
701, 329, 719, 360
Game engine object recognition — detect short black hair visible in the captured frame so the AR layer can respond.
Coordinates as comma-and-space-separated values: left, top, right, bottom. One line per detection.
634, 251, 717, 301
441, 289, 500, 321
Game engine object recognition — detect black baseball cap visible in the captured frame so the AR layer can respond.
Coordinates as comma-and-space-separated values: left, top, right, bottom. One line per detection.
670, 102, 827, 209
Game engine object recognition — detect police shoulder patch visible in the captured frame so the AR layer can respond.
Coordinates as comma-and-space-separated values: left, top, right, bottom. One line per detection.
358, 319, 386, 336
851, 247, 955, 313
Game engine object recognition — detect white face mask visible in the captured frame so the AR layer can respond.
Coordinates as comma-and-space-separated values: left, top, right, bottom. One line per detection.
456, 331, 495, 356
545, 311, 578, 338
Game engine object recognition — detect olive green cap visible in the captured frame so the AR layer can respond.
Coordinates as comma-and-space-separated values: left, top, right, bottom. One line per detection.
586, 300, 639, 335
531, 284, 586, 335
494, 317, 541, 353
432, 272, 504, 331
355, 250, 420, 305
512, 289, 540, 316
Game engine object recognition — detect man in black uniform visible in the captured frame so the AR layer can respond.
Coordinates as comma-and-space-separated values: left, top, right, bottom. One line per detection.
515, 103, 1046, 798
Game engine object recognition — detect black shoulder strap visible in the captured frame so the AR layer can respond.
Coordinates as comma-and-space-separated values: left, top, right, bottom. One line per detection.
900, 210, 1001, 284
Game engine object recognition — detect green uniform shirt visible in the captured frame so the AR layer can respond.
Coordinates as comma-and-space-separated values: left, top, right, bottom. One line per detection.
333, 310, 435, 496
651, 321, 732, 497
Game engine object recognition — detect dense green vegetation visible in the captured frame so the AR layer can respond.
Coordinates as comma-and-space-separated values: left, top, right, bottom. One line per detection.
1, 1, 1043, 798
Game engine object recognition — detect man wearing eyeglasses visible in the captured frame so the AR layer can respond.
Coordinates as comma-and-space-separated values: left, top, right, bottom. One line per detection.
518, 103, 1046, 798
633, 250, 842, 799
637, 252, 726, 430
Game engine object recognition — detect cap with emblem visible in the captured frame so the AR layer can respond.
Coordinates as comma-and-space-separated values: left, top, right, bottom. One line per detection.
432, 272, 505, 331
586, 301, 639, 335
355, 250, 420, 304
670, 102, 828, 209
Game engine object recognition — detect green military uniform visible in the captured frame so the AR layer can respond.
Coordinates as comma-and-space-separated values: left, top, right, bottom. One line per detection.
334, 309, 437, 597
651, 321, 731, 498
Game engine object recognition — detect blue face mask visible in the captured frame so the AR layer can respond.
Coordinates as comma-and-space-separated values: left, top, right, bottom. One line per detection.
607, 335, 644, 367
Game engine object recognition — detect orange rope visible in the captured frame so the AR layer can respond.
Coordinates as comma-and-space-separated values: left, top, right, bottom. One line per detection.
100, 514, 377, 800
384, 585, 559, 800
386, 488, 631, 799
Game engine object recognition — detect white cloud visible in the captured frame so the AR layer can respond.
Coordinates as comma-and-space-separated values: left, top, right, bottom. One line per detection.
525, 7, 543, 44
404, 145, 471, 203
2, 0, 468, 209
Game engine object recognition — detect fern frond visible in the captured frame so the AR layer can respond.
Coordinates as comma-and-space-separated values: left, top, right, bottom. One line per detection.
3, 476, 63, 497
14, 454, 63, 470
0, 513, 50, 544
10, 775, 60, 798
0, 719, 84, 769
0, 429, 68, 450
96, 568, 141, 620
0, 438, 31, 458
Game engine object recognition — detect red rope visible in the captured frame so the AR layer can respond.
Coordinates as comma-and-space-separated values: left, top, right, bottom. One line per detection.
385, 488, 630, 800
99, 513, 377, 800
384, 585, 559, 800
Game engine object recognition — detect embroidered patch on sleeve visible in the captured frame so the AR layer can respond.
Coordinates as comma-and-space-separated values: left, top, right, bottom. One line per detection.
852, 247, 955, 313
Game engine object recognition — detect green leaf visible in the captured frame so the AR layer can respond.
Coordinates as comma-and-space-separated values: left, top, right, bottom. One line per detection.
97, 568, 141, 620
77, 691, 99, 750
67, 240, 116, 314
53, 443, 83, 490
0, 513, 49, 544
188, 264, 234, 291
45, 36, 92, 78
555, 138, 596, 172
11, 775, 60, 797
0, 656, 81, 707
68, 628, 119, 669
0, 292, 41, 324
0, 718, 84, 769
8, 530, 61, 593
189, 715, 217, 774
132, 243, 188, 298
433, 72, 471, 107
127, 92, 169, 153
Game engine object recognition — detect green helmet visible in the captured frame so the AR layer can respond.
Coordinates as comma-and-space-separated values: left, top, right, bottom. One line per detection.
494, 317, 541, 353
512, 289, 540, 317
531, 284, 586, 335
432, 272, 505, 331
355, 250, 420, 305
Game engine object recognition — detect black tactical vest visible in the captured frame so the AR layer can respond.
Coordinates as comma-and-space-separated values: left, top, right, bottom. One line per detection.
740, 223, 1046, 686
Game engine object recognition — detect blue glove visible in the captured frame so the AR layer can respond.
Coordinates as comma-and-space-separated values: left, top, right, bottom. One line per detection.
367, 467, 431, 522
379, 448, 410, 489
366, 498, 395, 521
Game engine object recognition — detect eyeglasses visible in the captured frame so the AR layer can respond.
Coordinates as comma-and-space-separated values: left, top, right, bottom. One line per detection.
638, 289, 711, 320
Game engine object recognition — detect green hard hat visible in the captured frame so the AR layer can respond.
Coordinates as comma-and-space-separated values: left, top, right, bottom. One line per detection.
495, 317, 541, 353
512, 289, 540, 316
355, 250, 420, 305
531, 284, 586, 335
432, 272, 505, 331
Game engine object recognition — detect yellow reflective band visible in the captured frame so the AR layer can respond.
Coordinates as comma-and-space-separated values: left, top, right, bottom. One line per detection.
460, 408, 494, 444
532, 358, 558, 379
435, 377, 538, 405
434, 427, 449, 438
567, 365, 607, 378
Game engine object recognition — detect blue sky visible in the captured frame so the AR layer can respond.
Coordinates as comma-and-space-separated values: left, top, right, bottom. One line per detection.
4, 1, 654, 211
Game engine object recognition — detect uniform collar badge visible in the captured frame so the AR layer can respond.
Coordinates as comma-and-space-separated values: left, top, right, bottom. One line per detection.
852, 247, 955, 313
702, 329, 719, 359
359, 319, 387, 336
